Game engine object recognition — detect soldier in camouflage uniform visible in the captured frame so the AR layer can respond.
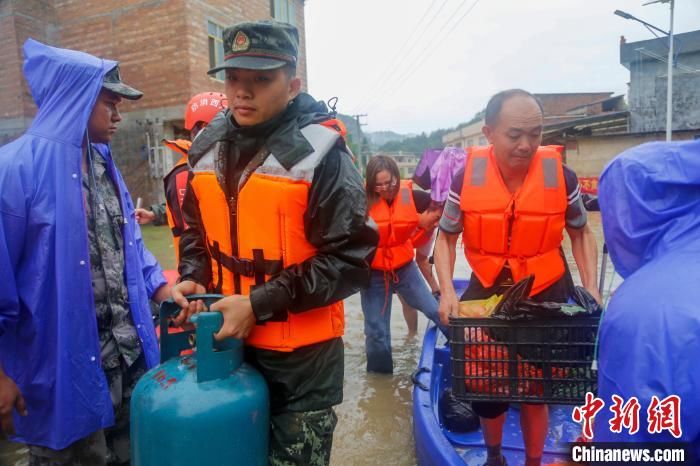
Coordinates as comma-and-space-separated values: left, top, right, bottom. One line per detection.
172, 20, 377, 466
0, 41, 170, 466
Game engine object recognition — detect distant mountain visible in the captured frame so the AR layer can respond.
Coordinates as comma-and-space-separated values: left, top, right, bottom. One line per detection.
365, 131, 413, 149
376, 111, 485, 154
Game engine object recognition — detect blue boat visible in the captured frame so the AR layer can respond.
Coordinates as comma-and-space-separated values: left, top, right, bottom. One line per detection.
412, 279, 583, 465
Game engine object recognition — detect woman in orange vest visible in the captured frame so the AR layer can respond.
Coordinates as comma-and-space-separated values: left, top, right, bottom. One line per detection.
362, 155, 444, 373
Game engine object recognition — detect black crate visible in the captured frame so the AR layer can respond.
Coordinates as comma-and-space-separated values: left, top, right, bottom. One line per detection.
449, 316, 599, 405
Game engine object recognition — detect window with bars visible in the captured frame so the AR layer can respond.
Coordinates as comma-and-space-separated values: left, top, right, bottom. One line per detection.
270, 0, 296, 25
208, 21, 225, 81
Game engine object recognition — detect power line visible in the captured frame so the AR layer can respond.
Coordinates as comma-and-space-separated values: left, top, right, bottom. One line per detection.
351, 0, 448, 113
363, 0, 481, 114
362, 0, 475, 113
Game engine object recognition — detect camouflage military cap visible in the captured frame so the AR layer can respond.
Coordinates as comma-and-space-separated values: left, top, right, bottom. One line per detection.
208, 20, 298, 74
103, 65, 143, 100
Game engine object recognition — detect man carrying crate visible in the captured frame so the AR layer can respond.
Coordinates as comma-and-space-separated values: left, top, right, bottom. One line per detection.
433, 89, 601, 466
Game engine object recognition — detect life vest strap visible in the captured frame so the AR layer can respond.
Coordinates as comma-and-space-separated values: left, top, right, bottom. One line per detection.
209, 241, 283, 281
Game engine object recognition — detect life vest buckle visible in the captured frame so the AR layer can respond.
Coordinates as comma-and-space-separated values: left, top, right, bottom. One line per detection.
234, 257, 256, 277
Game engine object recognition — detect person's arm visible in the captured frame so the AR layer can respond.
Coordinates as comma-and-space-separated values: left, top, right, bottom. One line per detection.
125, 197, 168, 302
434, 168, 465, 324
171, 173, 211, 323
176, 173, 213, 288
0, 165, 29, 433
567, 224, 601, 303
0, 363, 27, 435
562, 165, 601, 303
134, 208, 156, 225
434, 231, 460, 325
150, 203, 168, 226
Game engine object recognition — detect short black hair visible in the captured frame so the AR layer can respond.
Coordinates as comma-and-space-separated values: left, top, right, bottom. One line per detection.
484, 89, 543, 126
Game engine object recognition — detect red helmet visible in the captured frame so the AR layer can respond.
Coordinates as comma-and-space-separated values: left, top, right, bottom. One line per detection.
184, 92, 228, 131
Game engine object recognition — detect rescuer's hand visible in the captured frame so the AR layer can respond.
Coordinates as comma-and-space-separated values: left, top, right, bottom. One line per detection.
171, 280, 207, 327
438, 289, 459, 326
134, 208, 156, 225
209, 295, 256, 341
0, 370, 27, 435
587, 286, 603, 306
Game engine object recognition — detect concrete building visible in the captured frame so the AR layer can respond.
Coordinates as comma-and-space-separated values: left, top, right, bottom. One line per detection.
621, 29, 700, 133
541, 31, 700, 190
442, 92, 616, 148
0, 0, 307, 201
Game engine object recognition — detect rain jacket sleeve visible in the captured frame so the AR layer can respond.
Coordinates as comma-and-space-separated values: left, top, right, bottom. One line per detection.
0, 158, 28, 337
177, 181, 212, 287
94, 143, 166, 299
178, 143, 378, 321
136, 221, 167, 298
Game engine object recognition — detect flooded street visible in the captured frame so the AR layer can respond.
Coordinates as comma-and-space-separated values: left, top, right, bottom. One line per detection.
331, 212, 616, 465
2, 214, 616, 466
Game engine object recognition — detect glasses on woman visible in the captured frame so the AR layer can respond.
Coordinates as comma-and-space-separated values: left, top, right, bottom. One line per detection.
375, 178, 398, 192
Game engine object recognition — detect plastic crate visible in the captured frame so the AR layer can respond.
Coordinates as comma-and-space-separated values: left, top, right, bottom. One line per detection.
449, 316, 599, 405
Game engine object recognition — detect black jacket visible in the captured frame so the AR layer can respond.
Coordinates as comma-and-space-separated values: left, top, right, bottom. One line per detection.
179, 93, 378, 323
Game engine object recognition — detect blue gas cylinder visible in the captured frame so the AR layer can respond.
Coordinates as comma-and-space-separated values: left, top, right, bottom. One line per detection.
131, 295, 269, 466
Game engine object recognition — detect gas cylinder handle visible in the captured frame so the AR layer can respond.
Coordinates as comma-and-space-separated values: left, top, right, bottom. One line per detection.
158, 294, 224, 363
190, 312, 243, 383
159, 295, 244, 383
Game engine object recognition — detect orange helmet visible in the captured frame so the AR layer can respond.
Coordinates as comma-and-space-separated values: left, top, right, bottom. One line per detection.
184, 92, 228, 131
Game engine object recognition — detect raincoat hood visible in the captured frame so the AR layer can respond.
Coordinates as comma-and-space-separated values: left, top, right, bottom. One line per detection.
24, 38, 117, 147
598, 139, 700, 278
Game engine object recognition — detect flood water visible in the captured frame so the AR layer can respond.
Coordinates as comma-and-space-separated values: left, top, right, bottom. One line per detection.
1, 214, 617, 466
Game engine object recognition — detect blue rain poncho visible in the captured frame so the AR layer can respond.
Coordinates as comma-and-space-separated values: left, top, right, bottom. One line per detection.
595, 139, 700, 457
0, 39, 165, 449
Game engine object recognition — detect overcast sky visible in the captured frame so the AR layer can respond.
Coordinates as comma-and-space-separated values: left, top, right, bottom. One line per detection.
304, 0, 700, 134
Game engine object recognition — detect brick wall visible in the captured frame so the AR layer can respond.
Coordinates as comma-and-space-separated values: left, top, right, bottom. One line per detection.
536, 93, 613, 117
1, 0, 309, 201
0, 0, 58, 143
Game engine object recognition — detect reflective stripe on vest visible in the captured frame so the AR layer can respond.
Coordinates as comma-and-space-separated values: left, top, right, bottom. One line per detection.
460, 145, 567, 296
189, 124, 344, 351
369, 180, 419, 271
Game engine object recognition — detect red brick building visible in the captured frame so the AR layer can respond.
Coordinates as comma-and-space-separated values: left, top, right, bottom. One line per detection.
0, 0, 307, 200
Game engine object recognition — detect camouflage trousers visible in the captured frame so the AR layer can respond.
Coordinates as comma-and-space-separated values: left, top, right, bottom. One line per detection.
269, 408, 338, 466
28, 354, 146, 466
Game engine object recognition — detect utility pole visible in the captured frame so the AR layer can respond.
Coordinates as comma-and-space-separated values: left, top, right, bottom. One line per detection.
351, 114, 369, 174
615, 0, 676, 141
664, 0, 674, 141
351, 113, 368, 132
642, 0, 675, 141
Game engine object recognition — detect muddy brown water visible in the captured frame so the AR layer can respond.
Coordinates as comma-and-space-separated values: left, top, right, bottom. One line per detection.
1, 214, 616, 466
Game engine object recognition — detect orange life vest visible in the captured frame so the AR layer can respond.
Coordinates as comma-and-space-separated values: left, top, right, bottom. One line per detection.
411, 227, 433, 250
162, 139, 192, 264
369, 180, 419, 271
460, 145, 568, 296
188, 124, 344, 352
